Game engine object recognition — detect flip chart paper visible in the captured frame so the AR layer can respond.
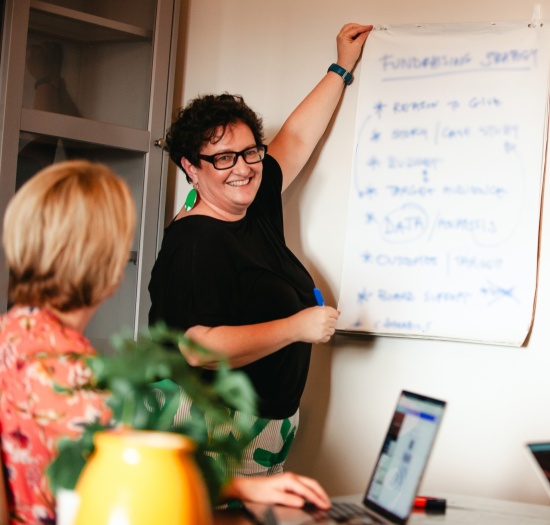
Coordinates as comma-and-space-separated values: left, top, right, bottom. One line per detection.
337, 22, 550, 346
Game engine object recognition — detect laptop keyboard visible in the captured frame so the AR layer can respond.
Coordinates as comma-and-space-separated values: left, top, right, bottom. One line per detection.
305, 502, 378, 523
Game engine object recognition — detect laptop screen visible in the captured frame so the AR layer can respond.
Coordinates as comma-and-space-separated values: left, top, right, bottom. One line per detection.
362, 391, 446, 523
526, 442, 550, 498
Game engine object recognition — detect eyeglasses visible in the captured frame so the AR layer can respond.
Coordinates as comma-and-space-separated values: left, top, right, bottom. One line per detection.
199, 145, 267, 170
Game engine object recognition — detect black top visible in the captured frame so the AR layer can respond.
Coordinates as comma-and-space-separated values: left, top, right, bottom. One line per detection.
148, 155, 317, 419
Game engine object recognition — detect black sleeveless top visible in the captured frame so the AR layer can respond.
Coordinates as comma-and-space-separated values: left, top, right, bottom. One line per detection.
148, 155, 317, 419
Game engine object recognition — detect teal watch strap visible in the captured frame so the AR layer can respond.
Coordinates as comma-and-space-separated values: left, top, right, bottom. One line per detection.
327, 63, 353, 85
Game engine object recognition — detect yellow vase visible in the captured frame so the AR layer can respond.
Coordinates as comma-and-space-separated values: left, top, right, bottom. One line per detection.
74, 430, 213, 525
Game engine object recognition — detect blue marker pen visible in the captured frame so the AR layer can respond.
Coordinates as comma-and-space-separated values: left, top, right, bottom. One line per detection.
313, 287, 325, 306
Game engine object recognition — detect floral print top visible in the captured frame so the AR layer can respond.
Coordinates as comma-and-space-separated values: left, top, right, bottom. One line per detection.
0, 306, 112, 525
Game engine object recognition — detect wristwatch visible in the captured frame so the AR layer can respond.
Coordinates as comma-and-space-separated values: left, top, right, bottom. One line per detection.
327, 63, 353, 85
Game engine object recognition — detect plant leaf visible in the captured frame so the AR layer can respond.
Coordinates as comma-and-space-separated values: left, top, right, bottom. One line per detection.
46, 323, 259, 505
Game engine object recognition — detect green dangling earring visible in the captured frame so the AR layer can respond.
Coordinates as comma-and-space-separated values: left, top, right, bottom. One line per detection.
184, 187, 197, 211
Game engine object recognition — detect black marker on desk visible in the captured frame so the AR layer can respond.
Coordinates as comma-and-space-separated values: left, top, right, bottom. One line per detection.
414, 496, 446, 513
313, 287, 325, 306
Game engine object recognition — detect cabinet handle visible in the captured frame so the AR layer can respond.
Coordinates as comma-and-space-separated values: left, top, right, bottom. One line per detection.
154, 138, 166, 149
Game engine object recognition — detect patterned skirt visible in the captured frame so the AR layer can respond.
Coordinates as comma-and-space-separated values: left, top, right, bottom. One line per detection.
153, 379, 299, 477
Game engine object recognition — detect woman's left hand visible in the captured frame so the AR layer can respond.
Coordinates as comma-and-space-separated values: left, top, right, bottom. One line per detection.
336, 23, 373, 72
290, 306, 340, 344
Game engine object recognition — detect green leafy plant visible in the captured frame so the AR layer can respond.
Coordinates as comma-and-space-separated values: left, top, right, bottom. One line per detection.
47, 322, 258, 506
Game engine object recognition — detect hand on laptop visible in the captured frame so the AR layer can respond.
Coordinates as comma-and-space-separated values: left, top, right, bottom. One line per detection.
223, 472, 331, 509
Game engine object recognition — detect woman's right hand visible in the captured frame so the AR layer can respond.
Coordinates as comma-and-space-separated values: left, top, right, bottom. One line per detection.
335, 23, 372, 73
222, 472, 331, 509
292, 305, 340, 344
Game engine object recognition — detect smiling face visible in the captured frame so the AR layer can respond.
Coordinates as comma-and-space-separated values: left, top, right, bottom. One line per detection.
183, 121, 263, 221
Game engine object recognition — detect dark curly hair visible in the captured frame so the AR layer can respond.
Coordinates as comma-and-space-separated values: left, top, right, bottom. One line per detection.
165, 93, 265, 183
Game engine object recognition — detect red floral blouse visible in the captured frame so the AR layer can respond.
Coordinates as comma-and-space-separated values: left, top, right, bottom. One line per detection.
0, 306, 112, 525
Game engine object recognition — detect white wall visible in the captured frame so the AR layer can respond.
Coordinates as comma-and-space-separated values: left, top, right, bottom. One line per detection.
172, 0, 550, 505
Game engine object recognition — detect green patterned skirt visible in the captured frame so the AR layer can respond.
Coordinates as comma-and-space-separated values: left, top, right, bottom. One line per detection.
153, 379, 299, 476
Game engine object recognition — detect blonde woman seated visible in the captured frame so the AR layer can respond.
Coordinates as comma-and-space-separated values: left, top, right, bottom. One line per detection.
0, 160, 329, 525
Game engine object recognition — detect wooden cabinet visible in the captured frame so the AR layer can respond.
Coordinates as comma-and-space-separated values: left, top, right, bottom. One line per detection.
0, 0, 180, 349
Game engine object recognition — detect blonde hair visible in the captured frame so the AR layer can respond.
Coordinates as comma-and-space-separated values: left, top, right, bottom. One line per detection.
3, 160, 136, 311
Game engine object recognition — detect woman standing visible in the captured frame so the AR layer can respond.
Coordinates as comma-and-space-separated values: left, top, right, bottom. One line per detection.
149, 23, 372, 476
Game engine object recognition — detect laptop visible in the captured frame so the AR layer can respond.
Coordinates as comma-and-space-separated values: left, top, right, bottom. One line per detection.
246, 390, 446, 524
526, 442, 550, 499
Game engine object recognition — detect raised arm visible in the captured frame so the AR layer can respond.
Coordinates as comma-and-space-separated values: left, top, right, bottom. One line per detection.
182, 305, 339, 369
268, 23, 372, 191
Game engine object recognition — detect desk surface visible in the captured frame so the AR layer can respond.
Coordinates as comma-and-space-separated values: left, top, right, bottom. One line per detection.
213, 493, 550, 524
410, 492, 550, 524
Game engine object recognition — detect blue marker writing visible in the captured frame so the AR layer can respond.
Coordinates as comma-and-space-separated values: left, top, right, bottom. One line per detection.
313, 287, 325, 306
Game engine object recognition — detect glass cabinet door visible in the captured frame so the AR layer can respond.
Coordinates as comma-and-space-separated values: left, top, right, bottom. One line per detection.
0, 0, 179, 351
24, 0, 156, 129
